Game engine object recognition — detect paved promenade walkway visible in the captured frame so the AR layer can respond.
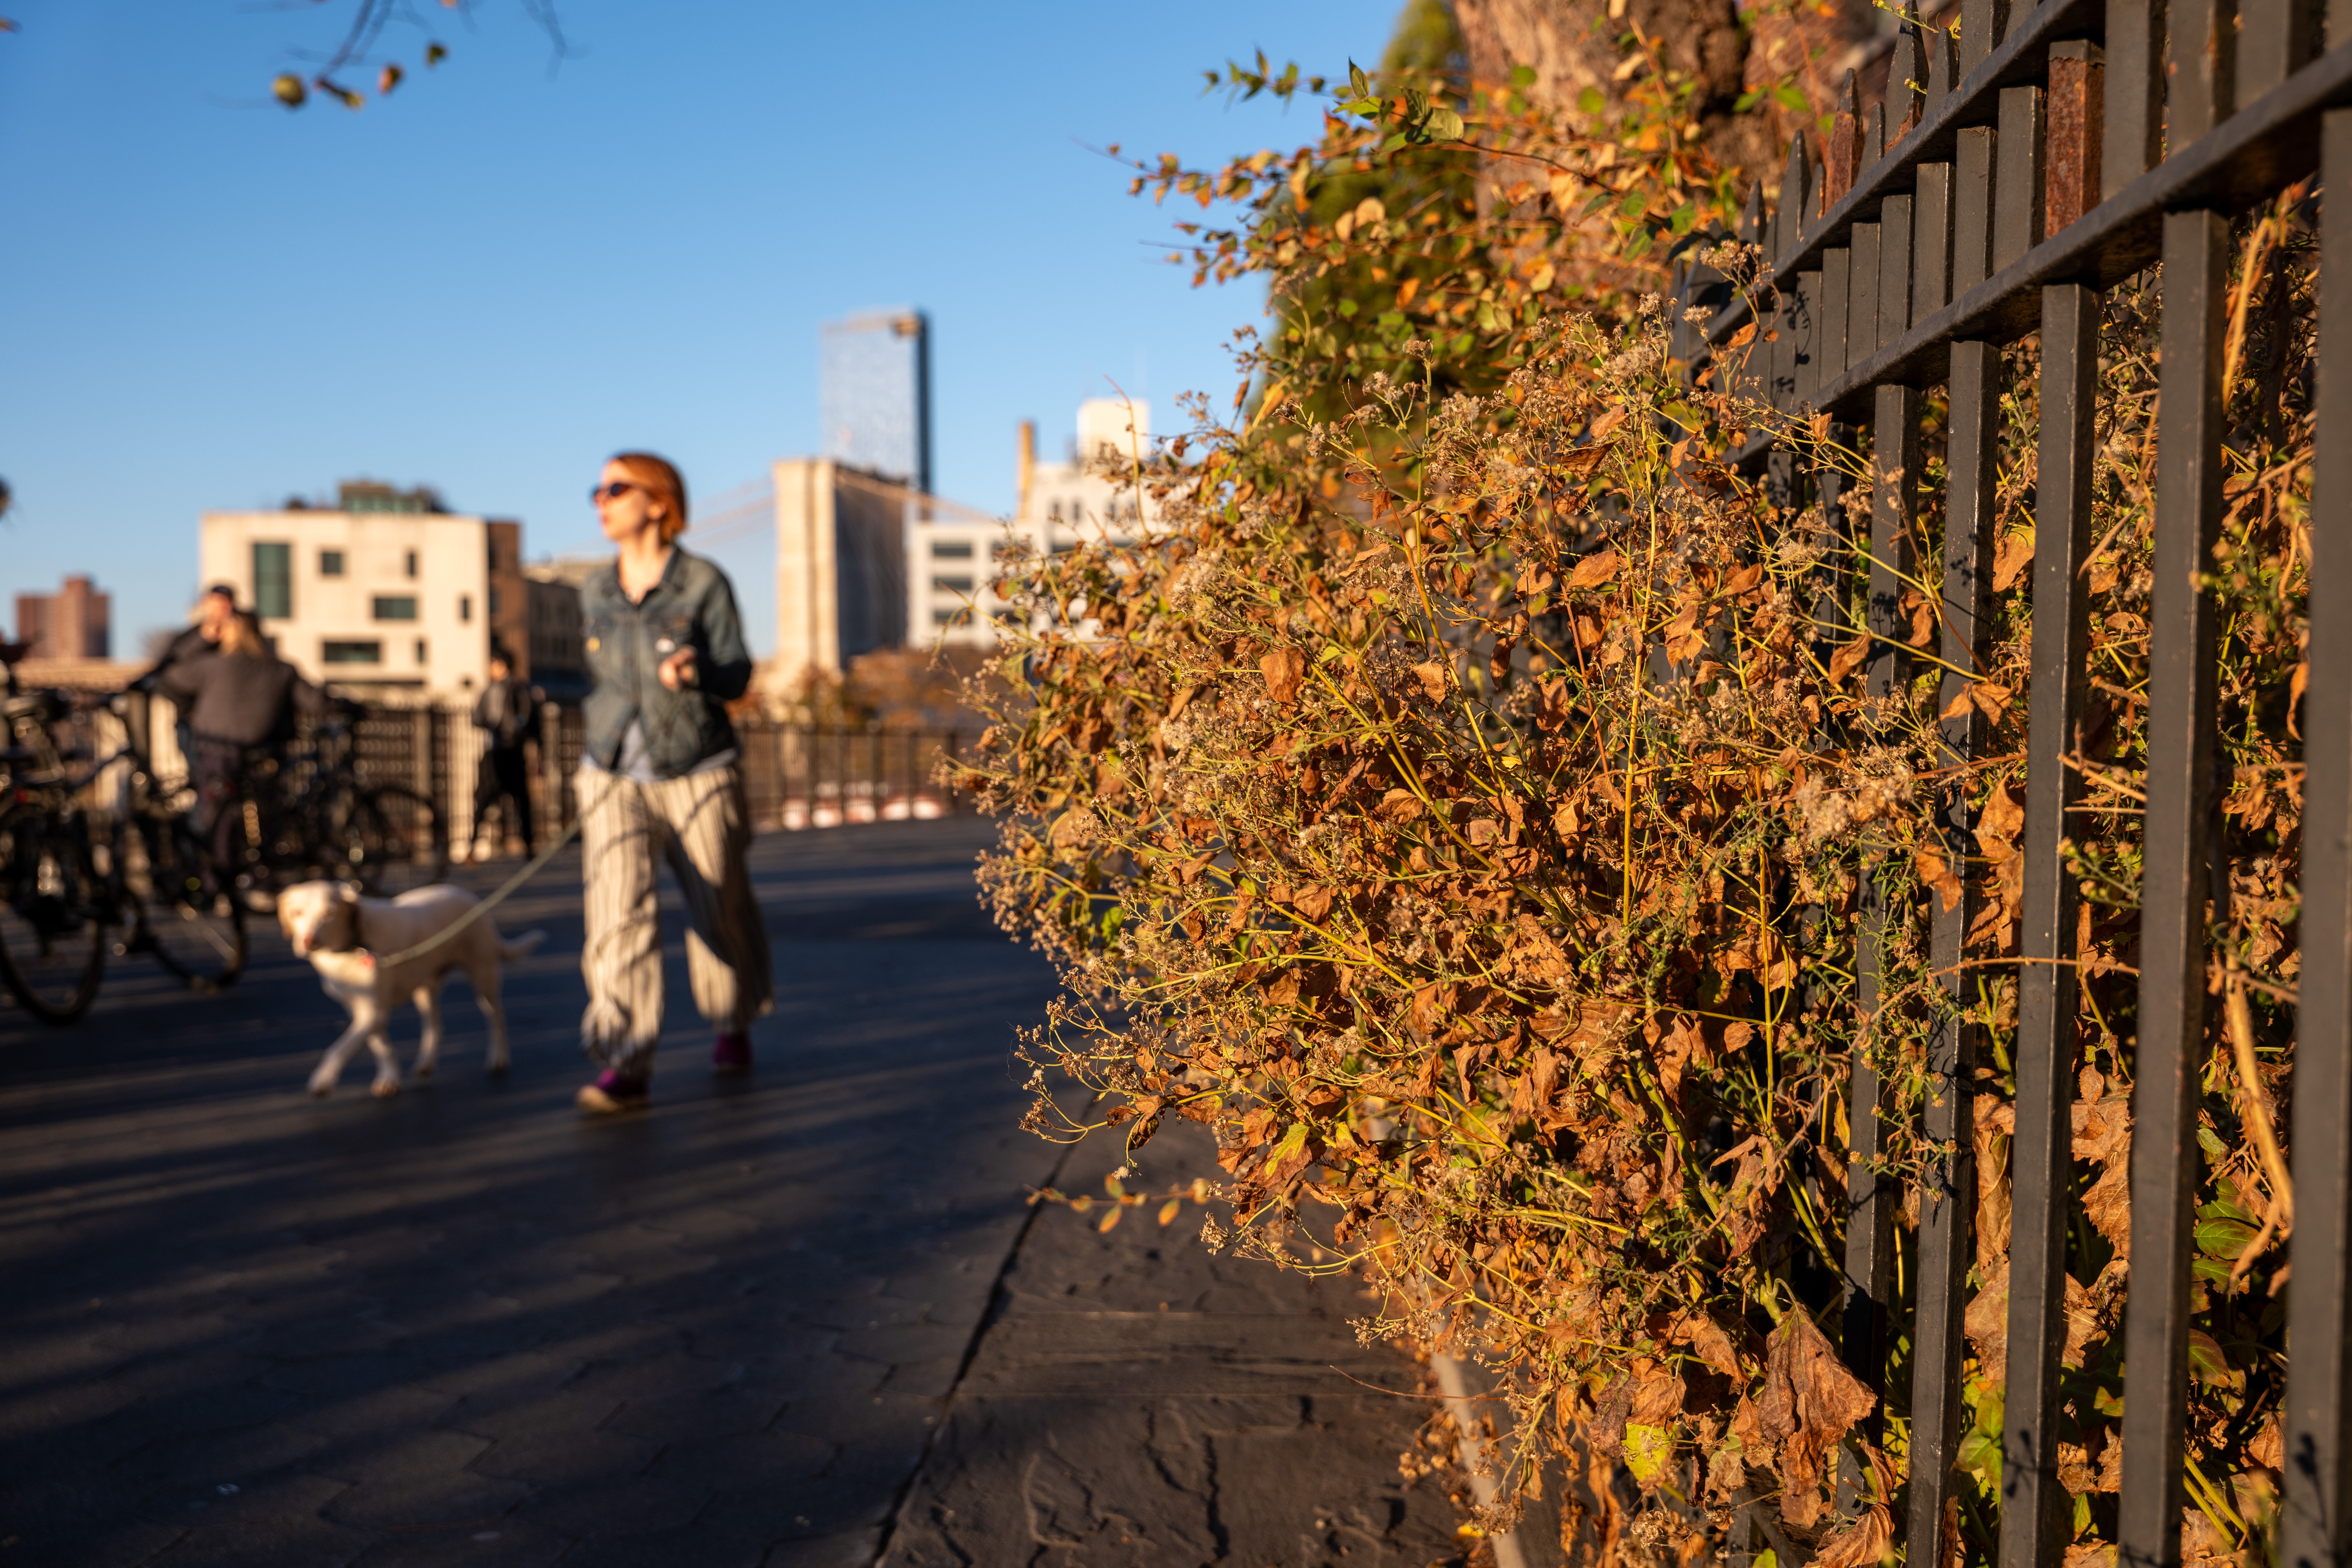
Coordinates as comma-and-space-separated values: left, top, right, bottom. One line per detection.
0, 820, 1465, 1567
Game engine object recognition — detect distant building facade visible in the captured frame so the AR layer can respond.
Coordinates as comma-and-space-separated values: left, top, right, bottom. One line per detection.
199, 480, 526, 696
820, 309, 931, 493
907, 399, 1156, 651
14, 575, 111, 659
773, 459, 908, 678
520, 558, 594, 702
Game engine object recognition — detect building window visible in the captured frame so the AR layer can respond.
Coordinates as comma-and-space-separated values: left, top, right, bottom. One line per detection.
415, 639, 428, 665
932, 608, 960, 625
322, 640, 381, 664
932, 540, 974, 561
404, 550, 419, 579
253, 542, 292, 619
489, 588, 502, 617
458, 594, 472, 623
319, 550, 345, 578
372, 596, 419, 621
932, 575, 973, 593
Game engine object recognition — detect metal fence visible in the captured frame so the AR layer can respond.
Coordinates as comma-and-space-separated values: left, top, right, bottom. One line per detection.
460, 710, 973, 849
129, 696, 973, 854
1665, 4, 2352, 1559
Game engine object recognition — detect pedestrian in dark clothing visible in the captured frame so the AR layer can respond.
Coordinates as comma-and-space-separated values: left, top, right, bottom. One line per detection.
152, 611, 326, 872
471, 651, 539, 858
132, 583, 239, 772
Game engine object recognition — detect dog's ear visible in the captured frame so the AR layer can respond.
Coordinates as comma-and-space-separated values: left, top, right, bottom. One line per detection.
335, 881, 361, 906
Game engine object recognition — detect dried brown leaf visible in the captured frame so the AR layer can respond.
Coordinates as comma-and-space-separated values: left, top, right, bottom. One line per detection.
1261, 646, 1306, 705
1753, 1309, 1874, 1527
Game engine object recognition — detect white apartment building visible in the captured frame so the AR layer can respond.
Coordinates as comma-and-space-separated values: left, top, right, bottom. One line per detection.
907, 399, 1160, 651
200, 482, 528, 697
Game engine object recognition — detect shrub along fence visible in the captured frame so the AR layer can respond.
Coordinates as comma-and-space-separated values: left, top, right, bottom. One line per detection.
1668, 0, 2352, 1558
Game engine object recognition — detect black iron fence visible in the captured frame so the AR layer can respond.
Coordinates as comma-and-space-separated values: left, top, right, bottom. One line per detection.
128, 696, 973, 854
1664, 4, 2352, 1559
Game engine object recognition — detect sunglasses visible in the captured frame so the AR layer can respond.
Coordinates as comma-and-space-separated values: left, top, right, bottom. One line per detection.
590, 480, 648, 503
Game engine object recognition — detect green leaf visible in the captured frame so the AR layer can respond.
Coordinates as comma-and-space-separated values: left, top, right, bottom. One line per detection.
2188, 1330, 2240, 1388
1772, 83, 1811, 113
1670, 201, 1699, 234
1348, 60, 1370, 98
1577, 86, 1605, 116
1733, 86, 1766, 112
2195, 1216, 2258, 1259
1426, 106, 1465, 140
1510, 65, 1536, 88
1956, 1426, 2003, 1483
1618, 189, 1649, 218
1622, 1423, 1674, 1483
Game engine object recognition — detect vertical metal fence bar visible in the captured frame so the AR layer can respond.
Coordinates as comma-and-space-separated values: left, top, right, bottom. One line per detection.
1847, 381, 1919, 1468
1851, 225, 1883, 365
2171, 0, 2239, 142
1797, 268, 1825, 408
1826, 73, 1862, 208
1953, 128, 1998, 298
2238, 0, 2318, 101
1912, 334, 1998, 1555
2117, 205, 2232, 1568
1926, 19, 1958, 117
1822, 249, 1853, 390
1993, 86, 2047, 273
2045, 43, 2105, 237
1880, 194, 1915, 341
1890, 28, 1925, 140
1769, 140, 1810, 512
2102, 0, 2165, 198
1915, 163, 1955, 317
2000, 280, 2100, 1568
2285, 104, 2352, 1568
1960, 0, 2014, 74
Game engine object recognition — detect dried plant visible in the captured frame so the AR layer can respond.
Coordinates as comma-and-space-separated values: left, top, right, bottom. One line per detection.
961, 58, 2312, 1565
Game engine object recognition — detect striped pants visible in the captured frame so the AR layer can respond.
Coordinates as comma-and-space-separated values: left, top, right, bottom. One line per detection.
575, 763, 773, 1075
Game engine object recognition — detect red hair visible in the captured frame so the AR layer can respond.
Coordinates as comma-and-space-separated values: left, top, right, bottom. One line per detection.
611, 452, 689, 543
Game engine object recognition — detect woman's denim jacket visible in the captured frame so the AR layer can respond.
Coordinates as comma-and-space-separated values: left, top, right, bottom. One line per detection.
579, 549, 754, 779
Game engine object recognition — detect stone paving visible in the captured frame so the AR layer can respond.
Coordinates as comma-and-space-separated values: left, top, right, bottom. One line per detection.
0, 819, 1467, 1567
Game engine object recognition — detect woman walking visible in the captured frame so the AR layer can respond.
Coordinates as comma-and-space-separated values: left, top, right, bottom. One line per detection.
574, 452, 772, 1113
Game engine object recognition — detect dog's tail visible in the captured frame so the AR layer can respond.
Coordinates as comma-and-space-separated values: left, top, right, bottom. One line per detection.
500, 929, 548, 960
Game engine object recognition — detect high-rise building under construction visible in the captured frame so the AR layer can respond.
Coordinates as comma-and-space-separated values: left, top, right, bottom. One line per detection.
818, 308, 930, 495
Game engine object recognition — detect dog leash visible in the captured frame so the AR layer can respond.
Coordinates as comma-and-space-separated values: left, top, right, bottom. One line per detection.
365, 771, 625, 968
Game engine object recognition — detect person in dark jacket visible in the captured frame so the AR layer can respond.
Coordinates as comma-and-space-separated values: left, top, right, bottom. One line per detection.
152, 610, 326, 870
469, 650, 539, 858
132, 583, 238, 769
572, 451, 772, 1114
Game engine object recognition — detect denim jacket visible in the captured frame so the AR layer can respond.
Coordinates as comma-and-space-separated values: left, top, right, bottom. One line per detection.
579, 549, 754, 779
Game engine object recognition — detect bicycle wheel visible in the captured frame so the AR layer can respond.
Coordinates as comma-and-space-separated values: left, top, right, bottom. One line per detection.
347, 786, 447, 896
0, 807, 107, 1024
128, 813, 246, 992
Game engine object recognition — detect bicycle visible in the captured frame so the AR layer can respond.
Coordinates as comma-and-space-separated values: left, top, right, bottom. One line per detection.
0, 675, 249, 1023
216, 713, 447, 902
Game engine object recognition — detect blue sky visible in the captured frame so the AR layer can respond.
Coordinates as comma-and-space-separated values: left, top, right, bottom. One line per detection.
0, 0, 1391, 657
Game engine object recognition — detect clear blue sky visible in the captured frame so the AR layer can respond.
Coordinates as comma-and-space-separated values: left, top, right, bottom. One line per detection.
0, 0, 1392, 658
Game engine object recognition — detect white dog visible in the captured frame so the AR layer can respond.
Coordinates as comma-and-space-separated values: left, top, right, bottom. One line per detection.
278, 880, 546, 1099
